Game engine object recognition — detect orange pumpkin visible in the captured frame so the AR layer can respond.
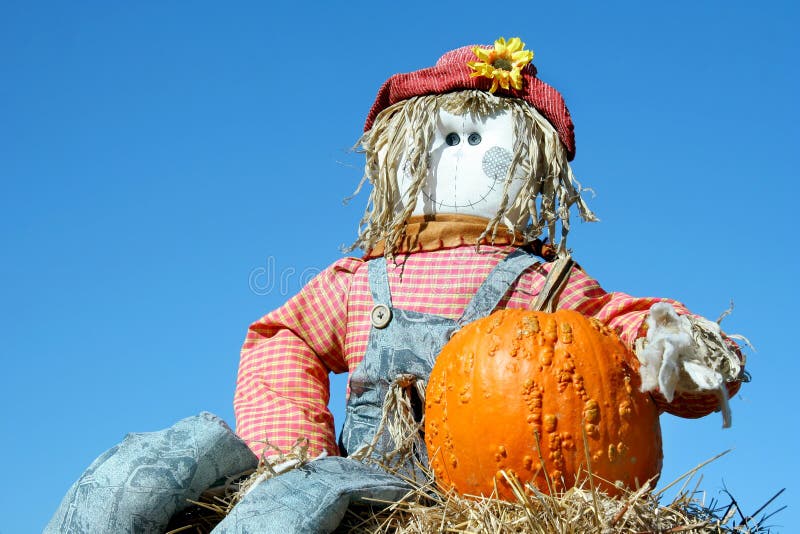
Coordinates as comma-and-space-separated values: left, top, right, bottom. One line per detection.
424, 309, 662, 499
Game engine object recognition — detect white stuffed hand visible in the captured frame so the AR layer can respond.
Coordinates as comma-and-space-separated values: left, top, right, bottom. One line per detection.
638, 303, 695, 402
637, 302, 733, 427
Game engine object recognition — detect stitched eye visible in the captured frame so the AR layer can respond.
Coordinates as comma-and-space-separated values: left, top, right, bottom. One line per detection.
445, 133, 461, 146
468, 132, 482, 146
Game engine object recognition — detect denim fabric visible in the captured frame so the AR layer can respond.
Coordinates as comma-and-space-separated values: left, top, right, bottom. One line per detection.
211, 456, 409, 533
45, 412, 257, 534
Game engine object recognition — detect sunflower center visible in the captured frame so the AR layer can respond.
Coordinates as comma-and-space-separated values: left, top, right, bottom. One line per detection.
492, 58, 513, 71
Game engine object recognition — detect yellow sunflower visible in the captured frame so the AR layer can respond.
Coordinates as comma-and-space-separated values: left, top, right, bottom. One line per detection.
467, 37, 534, 93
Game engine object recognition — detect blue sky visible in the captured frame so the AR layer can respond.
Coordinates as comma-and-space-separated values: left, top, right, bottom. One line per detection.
1, 1, 798, 532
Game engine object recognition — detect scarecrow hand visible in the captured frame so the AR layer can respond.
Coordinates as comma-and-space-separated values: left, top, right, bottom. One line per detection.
636, 302, 747, 428
637, 303, 695, 402
636, 303, 731, 400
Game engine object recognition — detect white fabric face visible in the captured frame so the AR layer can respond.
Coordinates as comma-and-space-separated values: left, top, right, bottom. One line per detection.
398, 109, 524, 220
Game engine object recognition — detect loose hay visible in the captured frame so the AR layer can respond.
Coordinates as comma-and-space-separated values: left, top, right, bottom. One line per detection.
166, 444, 783, 534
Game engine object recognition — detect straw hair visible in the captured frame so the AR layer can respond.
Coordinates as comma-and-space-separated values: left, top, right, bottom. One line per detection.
349, 90, 598, 257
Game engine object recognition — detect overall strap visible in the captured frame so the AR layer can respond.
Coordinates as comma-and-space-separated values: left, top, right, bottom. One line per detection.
457, 249, 541, 327
367, 257, 393, 307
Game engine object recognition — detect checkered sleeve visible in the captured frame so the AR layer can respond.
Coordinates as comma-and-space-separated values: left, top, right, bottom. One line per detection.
234, 257, 362, 459
556, 265, 743, 419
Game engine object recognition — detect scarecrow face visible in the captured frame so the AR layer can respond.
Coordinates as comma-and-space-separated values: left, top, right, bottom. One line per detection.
398, 108, 525, 220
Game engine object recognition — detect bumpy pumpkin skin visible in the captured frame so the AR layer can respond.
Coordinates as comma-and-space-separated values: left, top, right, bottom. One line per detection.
425, 309, 662, 499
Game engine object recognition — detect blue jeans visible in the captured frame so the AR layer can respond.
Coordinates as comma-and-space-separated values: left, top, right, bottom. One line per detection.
45, 413, 258, 533
46, 413, 410, 533
213, 456, 409, 533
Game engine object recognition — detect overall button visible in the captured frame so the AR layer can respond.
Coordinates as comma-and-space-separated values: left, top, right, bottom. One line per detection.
370, 304, 392, 329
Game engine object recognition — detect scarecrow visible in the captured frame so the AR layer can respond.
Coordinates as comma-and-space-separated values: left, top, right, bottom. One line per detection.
47, 39, 744, 533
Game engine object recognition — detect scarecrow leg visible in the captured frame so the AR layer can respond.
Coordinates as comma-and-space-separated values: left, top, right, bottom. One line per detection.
45, 412, 257, 534
212, 456, 410, 534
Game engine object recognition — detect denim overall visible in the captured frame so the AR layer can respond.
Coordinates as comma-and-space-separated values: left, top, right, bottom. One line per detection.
339, 249, 543, 466
47, 249, 543, 534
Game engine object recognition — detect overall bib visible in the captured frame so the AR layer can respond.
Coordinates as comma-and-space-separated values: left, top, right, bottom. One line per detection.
339, 249, 543, 466
215, 249, 542, 533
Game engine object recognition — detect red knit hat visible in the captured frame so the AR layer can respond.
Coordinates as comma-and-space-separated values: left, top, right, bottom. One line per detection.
364, 44, 576, 161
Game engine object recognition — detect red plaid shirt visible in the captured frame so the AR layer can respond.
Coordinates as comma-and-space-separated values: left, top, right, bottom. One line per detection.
235, 245, 735, 458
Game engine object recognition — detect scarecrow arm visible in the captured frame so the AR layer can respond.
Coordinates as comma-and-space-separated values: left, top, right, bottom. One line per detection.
555, 266, 743, 422
234, 258, 359, 460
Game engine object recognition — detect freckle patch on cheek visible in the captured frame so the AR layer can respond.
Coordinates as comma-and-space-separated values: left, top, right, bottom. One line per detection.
482, 146, 512, 181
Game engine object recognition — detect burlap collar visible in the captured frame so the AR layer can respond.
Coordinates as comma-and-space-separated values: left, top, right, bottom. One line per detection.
364, 214, 529, 259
